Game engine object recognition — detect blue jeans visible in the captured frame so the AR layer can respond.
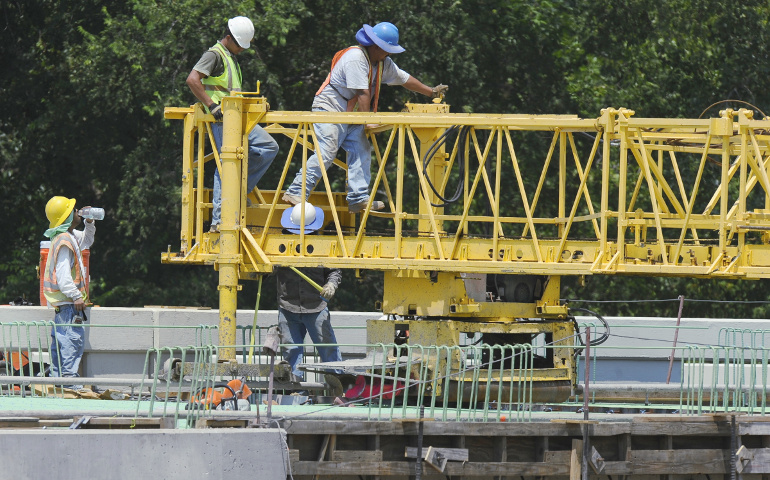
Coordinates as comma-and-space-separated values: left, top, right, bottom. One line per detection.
50, 304, 86, 390
278, 307, 342, 380
285, 109, 372, 206
211, 122, 279, 226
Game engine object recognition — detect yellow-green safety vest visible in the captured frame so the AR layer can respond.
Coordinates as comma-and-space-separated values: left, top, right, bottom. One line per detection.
201, 42, 242, 114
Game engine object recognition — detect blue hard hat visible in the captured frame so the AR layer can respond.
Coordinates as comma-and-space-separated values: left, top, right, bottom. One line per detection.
359, 22, 405, 54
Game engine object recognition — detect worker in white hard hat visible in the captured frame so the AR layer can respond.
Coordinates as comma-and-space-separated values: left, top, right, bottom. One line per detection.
282, 21, 448, 214
186, 16, 279, 233
42, 196, 96, 390
275, 203, 342, 381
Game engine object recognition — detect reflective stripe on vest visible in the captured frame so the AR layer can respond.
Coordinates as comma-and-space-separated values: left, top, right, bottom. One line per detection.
201, 43, 243, 113
43, 232, 89, 305
315, 46, 383, 113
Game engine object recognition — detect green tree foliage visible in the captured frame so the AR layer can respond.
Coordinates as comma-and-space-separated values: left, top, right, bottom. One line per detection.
1, 0, 768, 317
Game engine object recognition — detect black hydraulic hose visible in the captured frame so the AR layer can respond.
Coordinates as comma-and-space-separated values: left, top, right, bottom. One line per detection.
422, 125, 470, 207
568, 307, 610, 357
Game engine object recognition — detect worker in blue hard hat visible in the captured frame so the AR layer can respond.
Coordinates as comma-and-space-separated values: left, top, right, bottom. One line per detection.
282, 22, 448, 214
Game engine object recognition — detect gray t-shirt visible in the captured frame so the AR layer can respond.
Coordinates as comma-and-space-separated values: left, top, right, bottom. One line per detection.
312, 47, 410, 112
192, 41, 230, 77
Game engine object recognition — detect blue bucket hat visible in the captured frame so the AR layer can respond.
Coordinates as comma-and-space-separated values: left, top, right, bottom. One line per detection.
357, 22, 405, 54
281, 203, 325, 234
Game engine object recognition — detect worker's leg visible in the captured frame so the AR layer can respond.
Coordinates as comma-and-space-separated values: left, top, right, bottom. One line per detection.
49, 304, 85, 390
278, 308, 307, 379
211, 122, 225, 227
285, 117, 345, 200
245, 124, 279, 192
340, 124, 372, 206
303, 308, 342, 364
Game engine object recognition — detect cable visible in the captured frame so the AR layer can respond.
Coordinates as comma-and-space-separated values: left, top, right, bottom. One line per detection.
565, 297, 770, 305
698, 99, 768, 120
569, 307, 610, 349
422, 125, 471, 207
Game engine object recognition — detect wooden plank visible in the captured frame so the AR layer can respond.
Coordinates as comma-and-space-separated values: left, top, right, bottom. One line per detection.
292, 453, 744, 478
0, 417, 40, 428
194, 418, 249, 429
736, 445, 754, 474
630, 421, 731, 436
78, 416, 176, 429
282, 419, 631, 437
332, 450, 383, 462
293, 461, 570, 476
627, 449, 730, 474
589, 446, 606, 474
405, 446, 469, 462
425, 447, 448, 473
740, 423, 770, 436
544, 451, 570, 463
570, 439, 582, 480
617, 433, 631, 480
740, 448, 770, 474
289, 449, 300, 464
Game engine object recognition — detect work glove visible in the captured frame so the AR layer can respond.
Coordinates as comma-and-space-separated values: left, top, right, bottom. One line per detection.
432, 84, 449, 98
321, 282, 337, 300
209, 102, 223, 121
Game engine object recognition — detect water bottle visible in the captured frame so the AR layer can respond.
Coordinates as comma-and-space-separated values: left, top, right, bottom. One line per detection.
78, 207, 105, 221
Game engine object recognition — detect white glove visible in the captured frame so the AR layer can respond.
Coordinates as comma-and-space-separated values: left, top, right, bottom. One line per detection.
321, 282, 337, 300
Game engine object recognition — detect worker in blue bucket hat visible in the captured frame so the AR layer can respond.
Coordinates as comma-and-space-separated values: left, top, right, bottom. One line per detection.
282, 22, 448, 214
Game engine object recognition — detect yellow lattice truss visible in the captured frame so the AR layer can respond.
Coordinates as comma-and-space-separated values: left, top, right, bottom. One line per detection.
163, 94, 770, 360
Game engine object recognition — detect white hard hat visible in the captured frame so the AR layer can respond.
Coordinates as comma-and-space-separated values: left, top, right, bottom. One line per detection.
290, 202, 316, 226
228, 16, 254, 49
281, 202, 325, 234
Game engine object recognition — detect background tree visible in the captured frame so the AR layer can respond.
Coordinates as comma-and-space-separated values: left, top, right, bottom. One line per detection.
1, 0, 768, 317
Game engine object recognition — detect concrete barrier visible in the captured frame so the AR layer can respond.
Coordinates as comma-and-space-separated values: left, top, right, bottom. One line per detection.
0, 428, 288, 480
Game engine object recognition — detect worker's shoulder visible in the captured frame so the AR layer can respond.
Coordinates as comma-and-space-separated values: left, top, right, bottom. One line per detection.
339, 47, 367, 62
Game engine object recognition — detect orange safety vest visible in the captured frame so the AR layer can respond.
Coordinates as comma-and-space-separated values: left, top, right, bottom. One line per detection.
43, 232, 89, 306
315, 46, 384, 113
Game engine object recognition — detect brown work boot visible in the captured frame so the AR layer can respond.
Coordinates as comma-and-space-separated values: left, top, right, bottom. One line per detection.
281, 193, 301, 205
349, 200, 385, 213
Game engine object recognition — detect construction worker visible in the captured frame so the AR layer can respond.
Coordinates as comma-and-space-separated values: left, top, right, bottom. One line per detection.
186, 16, 279, 233
276, 203, 342, 380
282, 22, 448, 213
42, 196, 96, 390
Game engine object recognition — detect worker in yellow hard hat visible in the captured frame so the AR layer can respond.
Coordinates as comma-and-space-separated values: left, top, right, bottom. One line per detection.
282, 21, 448, 213
42, 195, 97, 390
185, 16, 279, 233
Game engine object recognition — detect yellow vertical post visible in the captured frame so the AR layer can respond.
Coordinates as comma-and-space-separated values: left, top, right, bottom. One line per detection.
558, 130, 566, 237
180, 112, 195, 254
617, 111, 629, 264
217, 96, 245, 361
407, 102, 448, 234
395, 124, 405, 258
599, 109, 614, 258
712, 112, 733, 253
738, 111, 749, 254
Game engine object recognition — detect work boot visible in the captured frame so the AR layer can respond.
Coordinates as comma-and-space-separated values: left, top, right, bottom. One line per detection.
349, 200, 385, 213
281, 193, 301, 205
209, 224, 220, 233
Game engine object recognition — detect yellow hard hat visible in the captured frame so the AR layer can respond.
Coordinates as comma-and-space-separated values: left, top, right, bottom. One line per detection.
45, 196, 76, 228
